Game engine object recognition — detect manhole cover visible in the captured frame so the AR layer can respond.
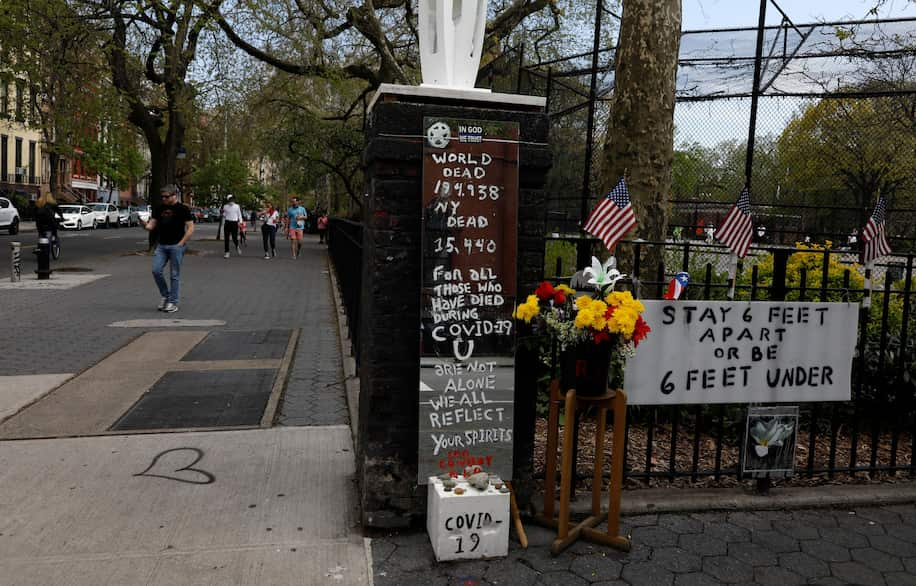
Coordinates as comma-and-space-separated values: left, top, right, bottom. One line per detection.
182, 329, 290, 361
110, 369, 276, 430
54, 267, 93, 273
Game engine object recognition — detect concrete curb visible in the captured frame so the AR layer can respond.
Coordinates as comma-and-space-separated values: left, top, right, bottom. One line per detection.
327, 254, 360, 448
559, 481, 916, 518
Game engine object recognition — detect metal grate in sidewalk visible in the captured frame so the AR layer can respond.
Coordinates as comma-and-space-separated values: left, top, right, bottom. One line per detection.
110, 369, 276, 431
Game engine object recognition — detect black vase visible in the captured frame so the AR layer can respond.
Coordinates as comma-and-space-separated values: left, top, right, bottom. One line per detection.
560, 342, 612, 397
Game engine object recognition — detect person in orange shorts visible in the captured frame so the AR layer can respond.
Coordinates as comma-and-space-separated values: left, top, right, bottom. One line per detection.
286, 197, 307, 259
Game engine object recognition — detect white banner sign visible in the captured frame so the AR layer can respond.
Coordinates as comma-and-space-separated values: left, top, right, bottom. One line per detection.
624, 301, 859, 405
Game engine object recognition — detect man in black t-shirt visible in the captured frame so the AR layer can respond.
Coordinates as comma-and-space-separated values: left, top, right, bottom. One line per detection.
140, 184, 195, 313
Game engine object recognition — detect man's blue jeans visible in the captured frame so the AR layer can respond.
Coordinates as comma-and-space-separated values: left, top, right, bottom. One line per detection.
152, 244, 185, 305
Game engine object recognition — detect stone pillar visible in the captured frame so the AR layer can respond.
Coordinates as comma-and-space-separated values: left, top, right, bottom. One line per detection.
359, 85, 550, 527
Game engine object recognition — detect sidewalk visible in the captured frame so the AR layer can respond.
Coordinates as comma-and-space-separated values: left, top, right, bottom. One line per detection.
0, 229, 366, 585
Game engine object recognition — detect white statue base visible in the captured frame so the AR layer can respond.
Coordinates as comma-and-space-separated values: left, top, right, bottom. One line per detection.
367, 83, 546, 113
426, 475, 510, 561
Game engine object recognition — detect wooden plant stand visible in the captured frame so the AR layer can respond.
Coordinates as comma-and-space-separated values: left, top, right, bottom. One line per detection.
535, 379, 630, 555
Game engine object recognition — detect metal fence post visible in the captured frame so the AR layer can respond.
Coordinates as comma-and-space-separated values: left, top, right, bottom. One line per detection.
36, 236, 51, 280
10, 241, 21, 282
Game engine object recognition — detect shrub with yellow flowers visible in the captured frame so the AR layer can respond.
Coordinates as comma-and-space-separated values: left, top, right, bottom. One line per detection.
514, 256, 650, 356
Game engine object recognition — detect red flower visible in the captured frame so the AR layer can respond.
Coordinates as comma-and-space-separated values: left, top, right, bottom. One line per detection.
632, 316, 651, 347
604, 305, 617, 320
593, 330, 610, 344
553, 290, 566, 305
535, 281, 555, 301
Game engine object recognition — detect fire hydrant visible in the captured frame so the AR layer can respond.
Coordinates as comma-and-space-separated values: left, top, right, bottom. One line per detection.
35, 236, 51, 280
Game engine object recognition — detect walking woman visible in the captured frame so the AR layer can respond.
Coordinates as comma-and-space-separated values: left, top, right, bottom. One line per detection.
261, 204, 280, 259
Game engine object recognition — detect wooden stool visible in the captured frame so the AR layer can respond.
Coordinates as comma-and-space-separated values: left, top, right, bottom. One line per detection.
536, 379, 630, 555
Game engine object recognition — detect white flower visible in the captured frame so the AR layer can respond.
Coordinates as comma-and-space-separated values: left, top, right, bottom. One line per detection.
582, 256, 625, 291
750, 419, 795, 457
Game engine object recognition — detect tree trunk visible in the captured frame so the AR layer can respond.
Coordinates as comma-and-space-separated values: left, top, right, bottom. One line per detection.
601, 0, 681, 288
48, 151, 60, 199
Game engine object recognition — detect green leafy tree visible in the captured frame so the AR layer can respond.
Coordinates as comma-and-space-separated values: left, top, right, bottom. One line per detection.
0, 0, 111, 198
777, 95, 916, 221
192, 150, 256, 208
81, 0, 223, 208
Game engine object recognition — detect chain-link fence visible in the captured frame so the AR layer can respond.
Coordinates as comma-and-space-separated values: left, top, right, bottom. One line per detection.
484, 10, 916, 254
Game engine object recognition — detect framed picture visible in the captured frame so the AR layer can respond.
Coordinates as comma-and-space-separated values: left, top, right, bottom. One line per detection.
743, 406, 799, 478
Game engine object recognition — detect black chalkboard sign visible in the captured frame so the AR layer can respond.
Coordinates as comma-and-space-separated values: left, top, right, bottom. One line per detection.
418, 117, 519, 484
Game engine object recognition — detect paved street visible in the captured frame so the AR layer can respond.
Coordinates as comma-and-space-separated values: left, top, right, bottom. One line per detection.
0, 222, 347, 427
4, 221, 916, 585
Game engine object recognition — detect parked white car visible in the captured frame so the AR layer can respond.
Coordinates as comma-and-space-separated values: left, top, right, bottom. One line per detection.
0, 196, 20, 235
118, 206, 140, 227
89, 202, 120, 228
59, 205, 96, 230
137, 205, 151, 223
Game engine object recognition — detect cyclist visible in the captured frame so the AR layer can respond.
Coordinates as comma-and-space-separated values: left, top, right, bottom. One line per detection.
35, 193, 63, 257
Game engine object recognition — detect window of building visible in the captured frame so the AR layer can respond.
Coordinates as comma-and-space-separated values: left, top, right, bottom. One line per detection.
15, 137, 23, 180
28, 141, 36, 183
1, 135, 7, 181
15, 82, 25, 122
0, 81, 7, 117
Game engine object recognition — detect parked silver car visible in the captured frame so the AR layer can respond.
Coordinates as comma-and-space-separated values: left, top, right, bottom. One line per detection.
119, 206, 140, 227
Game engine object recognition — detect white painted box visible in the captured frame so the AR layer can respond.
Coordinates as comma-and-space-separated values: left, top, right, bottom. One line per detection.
426, 476, 510, 561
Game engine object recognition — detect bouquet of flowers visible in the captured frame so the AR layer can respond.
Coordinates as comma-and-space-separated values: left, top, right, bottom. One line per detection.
514, 256, 650, 356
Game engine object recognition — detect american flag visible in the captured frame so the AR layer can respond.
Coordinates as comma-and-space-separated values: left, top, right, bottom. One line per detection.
583, 177, 637, 251
716, 187, 754, 258
862, 195, 892, 264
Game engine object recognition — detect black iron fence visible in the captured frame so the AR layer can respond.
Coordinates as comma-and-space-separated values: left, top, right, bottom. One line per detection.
328, 218, 363, 364
543, 236, 915, 483
331, 215, 916, 482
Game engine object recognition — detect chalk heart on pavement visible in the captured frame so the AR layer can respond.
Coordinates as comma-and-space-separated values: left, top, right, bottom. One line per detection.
134, 447, 216, 485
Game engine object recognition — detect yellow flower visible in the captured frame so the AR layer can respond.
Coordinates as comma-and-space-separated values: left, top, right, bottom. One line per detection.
625, 297, 645, 314
574, 308, 593, 329
606, 290, 645, 315
605, 290, 633, 307
556, 284, 575, 296
613, 306, 639, 337
576, 296, 593, 310
514, 295, 541, 323
605, 311, 621, 334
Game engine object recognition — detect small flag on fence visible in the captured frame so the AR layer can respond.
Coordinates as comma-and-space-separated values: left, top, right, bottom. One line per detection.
862, 195, 892, 265
664, 272, 690, 300
715, 187, 754, 258
583, 176, 637, 252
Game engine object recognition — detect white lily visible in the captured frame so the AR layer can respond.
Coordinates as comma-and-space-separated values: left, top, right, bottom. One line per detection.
750, 419, 795, 458
582, 256, 625, 291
